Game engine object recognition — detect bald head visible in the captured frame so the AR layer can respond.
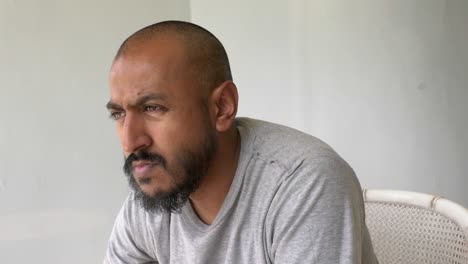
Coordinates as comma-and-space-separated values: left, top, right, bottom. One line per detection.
114, 21, 232, 92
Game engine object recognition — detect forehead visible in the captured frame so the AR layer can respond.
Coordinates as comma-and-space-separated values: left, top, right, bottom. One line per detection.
109, 36, 198, 103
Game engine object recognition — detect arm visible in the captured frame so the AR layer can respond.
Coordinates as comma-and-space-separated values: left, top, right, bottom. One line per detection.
266, 156, 377, 263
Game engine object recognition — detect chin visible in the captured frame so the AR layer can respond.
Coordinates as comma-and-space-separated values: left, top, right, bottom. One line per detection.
139, 182, 172, 198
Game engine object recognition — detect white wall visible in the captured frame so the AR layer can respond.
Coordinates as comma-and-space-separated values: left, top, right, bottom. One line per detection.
1, 1, 467, 262
191, 0, 468, 206
0, 1, 189, 263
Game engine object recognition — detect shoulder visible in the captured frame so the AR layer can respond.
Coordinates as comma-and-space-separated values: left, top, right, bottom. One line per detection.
236, 117, 338, 159
236, 117, 350, 176
236, 118, 364, 213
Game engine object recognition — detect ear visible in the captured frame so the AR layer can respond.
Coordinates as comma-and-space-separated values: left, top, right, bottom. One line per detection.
210, 81, 238, 132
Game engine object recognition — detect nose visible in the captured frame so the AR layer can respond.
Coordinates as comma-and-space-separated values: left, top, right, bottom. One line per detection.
120, 112, 152, 154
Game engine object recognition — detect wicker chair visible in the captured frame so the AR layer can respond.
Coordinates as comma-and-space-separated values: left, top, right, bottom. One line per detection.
363, 189, 468, 264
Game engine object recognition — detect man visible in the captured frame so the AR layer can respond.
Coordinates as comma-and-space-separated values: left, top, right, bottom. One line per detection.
104, 20, 378, 263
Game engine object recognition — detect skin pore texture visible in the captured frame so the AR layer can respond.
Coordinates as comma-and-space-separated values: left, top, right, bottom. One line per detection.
107, 25, 240, 225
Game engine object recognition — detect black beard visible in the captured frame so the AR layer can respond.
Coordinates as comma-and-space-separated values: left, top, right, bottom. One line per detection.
123, 130, 217, 214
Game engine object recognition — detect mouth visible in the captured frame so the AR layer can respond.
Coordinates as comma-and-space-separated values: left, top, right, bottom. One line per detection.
132, 161, 157, 179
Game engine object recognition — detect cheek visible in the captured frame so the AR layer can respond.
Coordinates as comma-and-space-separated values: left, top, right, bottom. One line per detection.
145, 104, 209, 156
148, 115, 193, 146
146, 125, 189, 163
146, 123, 183, 163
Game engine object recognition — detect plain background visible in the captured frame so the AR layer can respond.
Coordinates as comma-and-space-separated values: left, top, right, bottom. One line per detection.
0, 0, 466, 263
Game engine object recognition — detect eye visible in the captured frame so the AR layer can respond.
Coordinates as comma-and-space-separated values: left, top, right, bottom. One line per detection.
143, 105, 167, 113
109, 111, 125, 121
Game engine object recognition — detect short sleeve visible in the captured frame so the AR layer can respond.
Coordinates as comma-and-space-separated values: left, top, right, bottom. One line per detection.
266, 156, 378, 263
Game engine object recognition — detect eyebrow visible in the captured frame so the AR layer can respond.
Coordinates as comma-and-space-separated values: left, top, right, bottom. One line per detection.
106, 101, 122, 110
106, 93, 168, 110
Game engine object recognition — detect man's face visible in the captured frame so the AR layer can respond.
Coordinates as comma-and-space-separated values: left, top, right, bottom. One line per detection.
107, 36, 218, 213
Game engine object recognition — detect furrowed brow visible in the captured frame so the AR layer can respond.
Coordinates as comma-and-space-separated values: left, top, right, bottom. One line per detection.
106, 101, 122, 110
134, 93, 168, 106
105, 93, 168, 110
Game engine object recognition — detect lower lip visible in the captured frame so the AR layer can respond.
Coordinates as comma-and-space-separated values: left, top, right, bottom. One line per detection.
133, 164, 156, 177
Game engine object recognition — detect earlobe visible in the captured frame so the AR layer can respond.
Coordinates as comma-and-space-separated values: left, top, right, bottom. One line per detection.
211, 81, 238, 132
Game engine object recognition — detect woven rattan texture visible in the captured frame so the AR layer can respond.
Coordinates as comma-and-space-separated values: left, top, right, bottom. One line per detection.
365, 201, 468, 264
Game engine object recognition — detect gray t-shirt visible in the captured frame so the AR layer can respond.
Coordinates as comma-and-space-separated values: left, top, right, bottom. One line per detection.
104, 118, 379, 263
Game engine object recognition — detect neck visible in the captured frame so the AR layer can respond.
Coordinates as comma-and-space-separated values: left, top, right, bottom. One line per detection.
189, 127, 240, 225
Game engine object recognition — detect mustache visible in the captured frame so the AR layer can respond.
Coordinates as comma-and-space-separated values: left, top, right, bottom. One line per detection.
123, 150, 167, 176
